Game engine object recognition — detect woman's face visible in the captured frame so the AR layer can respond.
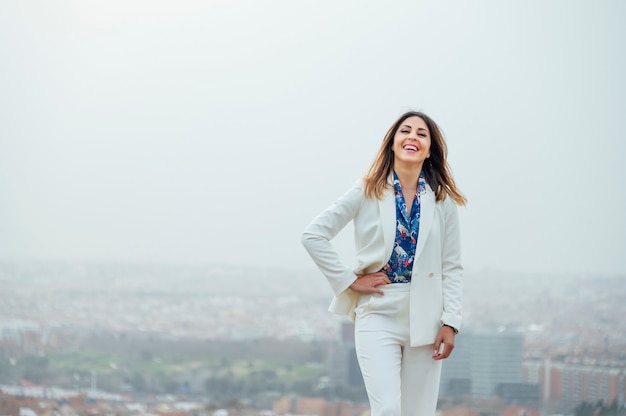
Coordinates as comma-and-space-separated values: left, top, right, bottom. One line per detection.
392, 116, 431, 168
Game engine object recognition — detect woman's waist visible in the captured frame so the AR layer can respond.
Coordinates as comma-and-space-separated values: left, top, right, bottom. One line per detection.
377, 282, 411, 292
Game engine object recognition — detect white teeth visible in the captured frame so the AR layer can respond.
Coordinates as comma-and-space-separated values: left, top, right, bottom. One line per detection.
404, 145, 417, 151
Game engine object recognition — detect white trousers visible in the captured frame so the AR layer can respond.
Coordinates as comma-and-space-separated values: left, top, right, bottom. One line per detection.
354, 283, 442, 416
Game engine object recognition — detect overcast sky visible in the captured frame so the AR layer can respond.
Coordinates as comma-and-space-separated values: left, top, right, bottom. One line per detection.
1, 0, 624, 277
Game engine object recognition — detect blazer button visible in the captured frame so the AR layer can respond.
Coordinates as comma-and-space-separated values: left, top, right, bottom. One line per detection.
428, 272, 435, 278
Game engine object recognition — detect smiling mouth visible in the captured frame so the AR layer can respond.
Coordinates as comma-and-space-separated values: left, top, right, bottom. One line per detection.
403, 145, 418, 152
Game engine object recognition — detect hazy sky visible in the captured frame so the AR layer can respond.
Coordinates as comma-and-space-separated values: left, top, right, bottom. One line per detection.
1, 0, 624, 277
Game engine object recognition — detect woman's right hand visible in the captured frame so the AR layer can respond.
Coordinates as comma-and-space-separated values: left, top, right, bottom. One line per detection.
349, 272, 391, 295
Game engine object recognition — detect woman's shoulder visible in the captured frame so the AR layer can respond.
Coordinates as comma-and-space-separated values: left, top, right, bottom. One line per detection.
331, 177, 366, 203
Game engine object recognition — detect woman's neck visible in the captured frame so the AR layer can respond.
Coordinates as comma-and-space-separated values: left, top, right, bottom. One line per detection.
394, 162, 423, 189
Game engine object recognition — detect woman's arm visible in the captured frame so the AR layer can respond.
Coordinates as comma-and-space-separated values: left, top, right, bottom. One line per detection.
301, 181, 365, 296
439, 197, 463, 332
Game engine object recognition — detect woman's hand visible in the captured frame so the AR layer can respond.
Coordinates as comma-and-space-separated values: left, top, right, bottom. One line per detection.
349, 272, 391, 295
432, 325, 456, 360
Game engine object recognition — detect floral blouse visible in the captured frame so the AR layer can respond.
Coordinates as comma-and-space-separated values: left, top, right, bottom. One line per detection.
382, 171, 427, 283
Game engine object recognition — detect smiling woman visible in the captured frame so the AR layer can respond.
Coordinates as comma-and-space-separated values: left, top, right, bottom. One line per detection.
302, 110, 466, 416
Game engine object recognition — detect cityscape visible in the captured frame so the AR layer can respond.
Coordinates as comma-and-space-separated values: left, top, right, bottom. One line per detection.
0, 261, 625, 416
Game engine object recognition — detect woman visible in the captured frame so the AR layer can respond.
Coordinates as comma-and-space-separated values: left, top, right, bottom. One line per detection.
301, 110, 466, 415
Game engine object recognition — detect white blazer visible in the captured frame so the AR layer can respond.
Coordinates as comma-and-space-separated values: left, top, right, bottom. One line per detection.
301, 178, 463, 347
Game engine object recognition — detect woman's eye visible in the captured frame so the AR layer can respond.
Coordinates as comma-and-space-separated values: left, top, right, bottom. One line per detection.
401, 130, 409, 133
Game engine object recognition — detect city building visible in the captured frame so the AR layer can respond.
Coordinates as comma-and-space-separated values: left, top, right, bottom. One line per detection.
326, 322, 364, 390
524, 357, 626, 412
441, 329, 536, 404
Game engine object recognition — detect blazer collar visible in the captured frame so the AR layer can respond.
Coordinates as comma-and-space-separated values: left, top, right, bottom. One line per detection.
414, 184, 436, 260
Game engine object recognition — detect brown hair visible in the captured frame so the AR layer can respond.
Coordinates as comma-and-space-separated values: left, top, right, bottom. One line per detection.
363, 111, 467, 206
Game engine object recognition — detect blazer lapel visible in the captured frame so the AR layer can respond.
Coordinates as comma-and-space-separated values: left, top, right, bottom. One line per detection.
414, 185, 435, 261
379, 187, 397, 267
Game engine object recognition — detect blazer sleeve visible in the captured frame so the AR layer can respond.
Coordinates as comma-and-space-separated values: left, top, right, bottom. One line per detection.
301, 180, 364, 296
440, 197, 464, 332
